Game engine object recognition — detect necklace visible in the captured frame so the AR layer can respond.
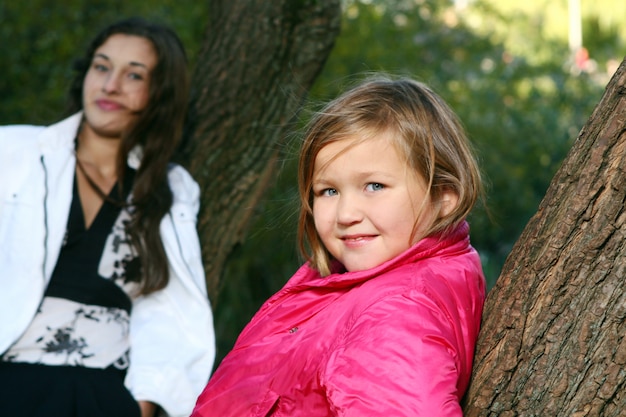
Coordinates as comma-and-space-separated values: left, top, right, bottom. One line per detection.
75, 151, 126, 208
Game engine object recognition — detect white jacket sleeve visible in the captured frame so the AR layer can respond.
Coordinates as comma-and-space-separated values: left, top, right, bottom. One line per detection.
125, 165, 216, 417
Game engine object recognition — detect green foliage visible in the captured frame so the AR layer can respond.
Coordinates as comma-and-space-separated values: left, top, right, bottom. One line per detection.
583, 14, 626, 66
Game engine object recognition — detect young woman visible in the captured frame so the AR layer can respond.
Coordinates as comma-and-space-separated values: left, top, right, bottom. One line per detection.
0, 17, 215, 417
191, 75, 486, 416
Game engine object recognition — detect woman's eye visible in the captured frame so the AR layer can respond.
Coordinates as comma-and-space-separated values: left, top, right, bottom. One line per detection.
93, 63, 109, 72
366, 183, 384, 192
128, 72, 144, 81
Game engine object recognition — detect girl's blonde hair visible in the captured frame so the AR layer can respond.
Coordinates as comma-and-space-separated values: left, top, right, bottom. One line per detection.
297, 75, 483, 275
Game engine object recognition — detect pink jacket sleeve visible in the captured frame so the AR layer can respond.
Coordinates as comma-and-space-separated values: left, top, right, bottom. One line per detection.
322, 290, 468, 417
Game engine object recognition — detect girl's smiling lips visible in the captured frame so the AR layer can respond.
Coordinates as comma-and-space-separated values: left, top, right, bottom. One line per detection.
340, 234, 377, 248
96, 99, 123, 111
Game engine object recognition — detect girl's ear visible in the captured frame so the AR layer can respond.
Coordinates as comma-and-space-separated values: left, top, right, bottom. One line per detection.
438, 190, 459, 218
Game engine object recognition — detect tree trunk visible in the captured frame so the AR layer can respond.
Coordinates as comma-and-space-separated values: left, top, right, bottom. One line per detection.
463, 57, 626, 416
183, 0, 341, 301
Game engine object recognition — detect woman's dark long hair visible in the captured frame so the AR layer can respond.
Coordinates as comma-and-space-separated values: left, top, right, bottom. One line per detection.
68, 17, 190, 295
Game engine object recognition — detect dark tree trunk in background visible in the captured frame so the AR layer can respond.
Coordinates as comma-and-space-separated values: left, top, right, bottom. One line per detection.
463, 57, 626, 416
182, 0, 341, 301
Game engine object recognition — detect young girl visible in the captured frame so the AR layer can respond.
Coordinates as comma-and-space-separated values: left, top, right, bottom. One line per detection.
192, 76, 485, 416
0, 18, 214, 417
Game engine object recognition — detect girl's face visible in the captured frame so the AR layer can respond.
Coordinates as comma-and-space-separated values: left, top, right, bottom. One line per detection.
312, 132, 438, 272
81, 34, 157, 139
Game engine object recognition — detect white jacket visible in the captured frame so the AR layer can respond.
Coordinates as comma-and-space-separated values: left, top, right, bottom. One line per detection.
0, 113, 215, 417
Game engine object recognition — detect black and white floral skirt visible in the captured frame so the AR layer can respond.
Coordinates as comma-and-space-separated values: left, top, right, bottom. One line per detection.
0, 362, 140, 417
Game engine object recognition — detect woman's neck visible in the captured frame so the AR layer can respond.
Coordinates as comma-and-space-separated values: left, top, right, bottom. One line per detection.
74, 124, 125, 228
76, 125, 121, 180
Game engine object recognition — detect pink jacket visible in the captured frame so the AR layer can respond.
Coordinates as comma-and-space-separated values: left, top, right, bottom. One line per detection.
192, 222, 485, 416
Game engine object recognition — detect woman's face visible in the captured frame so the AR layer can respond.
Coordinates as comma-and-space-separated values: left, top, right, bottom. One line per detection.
81, 33, 157, 139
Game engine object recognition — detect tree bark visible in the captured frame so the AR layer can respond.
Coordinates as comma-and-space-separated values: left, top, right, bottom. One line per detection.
464, 57, 626, 416
183, 0, 341, 301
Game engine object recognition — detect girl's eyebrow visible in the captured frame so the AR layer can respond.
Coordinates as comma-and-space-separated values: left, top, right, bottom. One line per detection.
93, 52, 149, 69
313, 171, 395, 185
312, 177, 331, 185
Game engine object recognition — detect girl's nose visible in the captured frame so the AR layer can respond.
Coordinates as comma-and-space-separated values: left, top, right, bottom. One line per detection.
336, 195, 363, 225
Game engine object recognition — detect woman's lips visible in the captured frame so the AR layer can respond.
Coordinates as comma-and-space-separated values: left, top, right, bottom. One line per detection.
96, 99, 123, 111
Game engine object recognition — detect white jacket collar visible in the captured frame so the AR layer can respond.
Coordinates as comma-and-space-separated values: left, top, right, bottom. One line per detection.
37, 112, 82, 153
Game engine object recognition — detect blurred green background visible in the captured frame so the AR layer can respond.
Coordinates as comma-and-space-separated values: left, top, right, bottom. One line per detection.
2, 0, 624, 364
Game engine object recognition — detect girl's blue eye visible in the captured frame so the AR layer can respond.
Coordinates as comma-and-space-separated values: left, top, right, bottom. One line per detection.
366, 183, 384, 191
320, 188, 338, 197
128, 72, 144, 81
94, 64, 109, 72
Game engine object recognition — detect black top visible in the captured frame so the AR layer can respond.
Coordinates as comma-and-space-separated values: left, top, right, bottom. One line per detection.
1, 167, 141, 369
45, 168, 138, 313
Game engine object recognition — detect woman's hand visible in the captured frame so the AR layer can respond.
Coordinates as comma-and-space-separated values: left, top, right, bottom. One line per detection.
138, 400, 157, 417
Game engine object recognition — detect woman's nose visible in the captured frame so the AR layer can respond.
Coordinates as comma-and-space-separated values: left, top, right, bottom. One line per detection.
102, 73, 121, 93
